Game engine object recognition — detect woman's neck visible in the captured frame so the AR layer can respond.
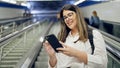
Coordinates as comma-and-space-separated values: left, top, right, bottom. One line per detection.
71, 28, 78, 36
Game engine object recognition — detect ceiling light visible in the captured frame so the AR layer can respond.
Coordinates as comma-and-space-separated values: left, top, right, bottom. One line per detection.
74, 0, 85, 5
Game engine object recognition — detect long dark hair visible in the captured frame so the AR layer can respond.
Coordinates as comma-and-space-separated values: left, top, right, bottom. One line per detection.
58, 4, 88, 42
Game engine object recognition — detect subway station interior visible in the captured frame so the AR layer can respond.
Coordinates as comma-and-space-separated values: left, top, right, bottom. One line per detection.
0, 0, 120, 68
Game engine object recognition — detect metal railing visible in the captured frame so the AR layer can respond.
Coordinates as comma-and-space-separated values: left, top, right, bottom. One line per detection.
89, 26, 120, 67
0, 17, 33, 38
0, 17, 53, 68
0, 18, 45, 61
16, 21, 54, 68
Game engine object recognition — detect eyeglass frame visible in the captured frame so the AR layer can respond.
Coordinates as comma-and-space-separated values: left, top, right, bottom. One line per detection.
62, 12, 74, 21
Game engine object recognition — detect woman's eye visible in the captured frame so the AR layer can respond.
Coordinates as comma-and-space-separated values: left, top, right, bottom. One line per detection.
68, 14, 72, 17
63, 16, 67, 20
68, 13, 73, 17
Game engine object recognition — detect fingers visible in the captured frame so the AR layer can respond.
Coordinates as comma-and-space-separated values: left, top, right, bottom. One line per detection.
57, 48, 70, 56
43, 41, 51, 50
57, 41, 68, 51
57, 47, 66, 51
43, 41, 49, 46
59, 41, 67, 48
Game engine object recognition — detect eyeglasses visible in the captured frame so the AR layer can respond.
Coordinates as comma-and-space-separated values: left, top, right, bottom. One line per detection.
63, 12, 74, 20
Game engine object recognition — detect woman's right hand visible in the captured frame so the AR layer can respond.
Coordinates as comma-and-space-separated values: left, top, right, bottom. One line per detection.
43, 41, 56, 57
43, 41, 57, 67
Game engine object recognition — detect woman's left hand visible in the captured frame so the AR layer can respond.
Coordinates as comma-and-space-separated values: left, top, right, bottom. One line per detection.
57, 41, 79, 57
57, 41, 88, 64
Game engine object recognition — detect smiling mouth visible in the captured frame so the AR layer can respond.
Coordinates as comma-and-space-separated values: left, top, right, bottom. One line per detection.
67, 23, 72, 26
67, 20, 73, 26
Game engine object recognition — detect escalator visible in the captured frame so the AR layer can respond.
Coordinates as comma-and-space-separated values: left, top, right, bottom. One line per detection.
0, 19, 120, 68
34, 22, 60, 68
0, 18, 52, 68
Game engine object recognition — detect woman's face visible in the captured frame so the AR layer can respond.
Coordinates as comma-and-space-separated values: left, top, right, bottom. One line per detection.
63, 10, 77, 30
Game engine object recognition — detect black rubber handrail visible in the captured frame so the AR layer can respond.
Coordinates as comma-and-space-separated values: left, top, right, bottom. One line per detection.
89, 26, 120, 63
0, 16, 33, 25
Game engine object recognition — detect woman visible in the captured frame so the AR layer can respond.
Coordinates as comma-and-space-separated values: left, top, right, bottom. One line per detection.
89, 10, 100, 28
43, 4, 107, 68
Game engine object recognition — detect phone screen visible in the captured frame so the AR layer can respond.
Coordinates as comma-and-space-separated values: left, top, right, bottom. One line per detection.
45, 34, 63, 52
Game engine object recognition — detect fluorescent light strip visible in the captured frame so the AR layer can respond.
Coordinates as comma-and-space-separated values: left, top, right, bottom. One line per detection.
1, 0, 17, 4
74, 0, 85, 5
26, 0, 62, 1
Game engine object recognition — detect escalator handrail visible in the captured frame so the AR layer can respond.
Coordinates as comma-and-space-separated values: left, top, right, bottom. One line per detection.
0, 16, 33, 25
101, 20, 120, 26
89, 26, 120, 63
89, 25, 120, 46
15, 21, 54, 68
0, 20, 43, 47
106, 42, 120, 64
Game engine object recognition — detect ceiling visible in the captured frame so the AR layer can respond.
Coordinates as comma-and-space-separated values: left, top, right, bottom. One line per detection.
27, 0, 109, 14
27, 0, 77, 11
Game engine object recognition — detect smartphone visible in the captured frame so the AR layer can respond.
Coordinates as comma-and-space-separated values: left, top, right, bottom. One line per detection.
45, 34, 63, 52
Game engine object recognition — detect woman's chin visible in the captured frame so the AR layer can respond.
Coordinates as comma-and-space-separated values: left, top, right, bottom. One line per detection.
68, 26, 73, 30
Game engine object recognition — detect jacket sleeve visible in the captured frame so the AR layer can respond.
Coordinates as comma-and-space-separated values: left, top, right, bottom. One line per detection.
89, 16, 93, 25
87, 30, 108, 68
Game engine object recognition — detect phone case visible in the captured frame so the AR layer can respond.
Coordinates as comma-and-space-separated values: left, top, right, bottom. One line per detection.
45, 34, 63, 52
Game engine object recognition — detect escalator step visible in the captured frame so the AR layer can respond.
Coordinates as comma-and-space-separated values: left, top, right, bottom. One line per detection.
2, 56, 21, 60
37, 56, 48, 61
0, 60, 18, 65
0, 65, 15, 68
35, 62, 48, 68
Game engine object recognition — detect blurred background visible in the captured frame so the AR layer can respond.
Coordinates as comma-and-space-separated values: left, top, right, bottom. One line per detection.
0, 0, 120, 68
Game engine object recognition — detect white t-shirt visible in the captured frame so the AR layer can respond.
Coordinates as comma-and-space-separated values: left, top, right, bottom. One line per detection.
49, 30, 108, 68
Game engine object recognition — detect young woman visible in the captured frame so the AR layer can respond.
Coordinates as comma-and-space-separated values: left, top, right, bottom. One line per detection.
89, 10, 100, 28
43, 4, 108, 68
